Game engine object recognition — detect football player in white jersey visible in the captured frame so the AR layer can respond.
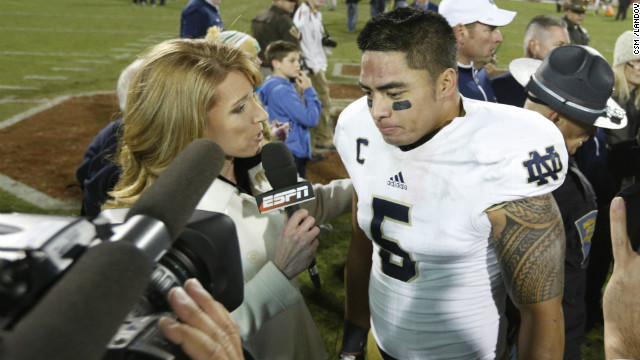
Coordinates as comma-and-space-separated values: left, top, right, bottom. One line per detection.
335, 7, 568, 359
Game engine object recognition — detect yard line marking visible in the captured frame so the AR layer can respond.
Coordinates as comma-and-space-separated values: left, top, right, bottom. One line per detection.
0, 97, 49, 104
1, 26, 171, 35
24, 75, 68, 80
111, 48, 141, 53
51, 67, 91, 72
0, 85, 40, 90
0, 91, 114, 129
0, 10, 177, 21
0, 173, 80, 211
0, 50, 103, 57
75, 59, 110, 64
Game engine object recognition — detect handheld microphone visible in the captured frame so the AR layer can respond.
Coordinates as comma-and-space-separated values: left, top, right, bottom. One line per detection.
261, 141, 321, 289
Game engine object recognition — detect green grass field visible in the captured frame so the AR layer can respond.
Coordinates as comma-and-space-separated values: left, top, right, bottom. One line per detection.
1, 0, 630, 358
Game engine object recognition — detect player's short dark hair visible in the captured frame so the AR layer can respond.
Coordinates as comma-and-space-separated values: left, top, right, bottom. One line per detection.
265, 40, 300, 69
357, 7, 457, 82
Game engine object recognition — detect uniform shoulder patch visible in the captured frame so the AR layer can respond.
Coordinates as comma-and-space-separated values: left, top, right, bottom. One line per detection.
522, 145, 564, 186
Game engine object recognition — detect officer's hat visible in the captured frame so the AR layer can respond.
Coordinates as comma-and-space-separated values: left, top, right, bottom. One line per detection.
510, 45, 627, 130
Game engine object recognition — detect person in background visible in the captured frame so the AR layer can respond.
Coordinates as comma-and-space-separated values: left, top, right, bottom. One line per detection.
609, 30, 640, 146
583, 29, 640, 330
562, 0, 590, 45
259, 41, 321, 178
616, 0, 631, 20
411, 0, 438, 12
439, 0, 516, 102
76, 59, 143, 218
346, 0, 360, 31
510, 44, 627, 360
370, 0, 385, 18
251, 0, 301, 78
104, 38, 351, 359
180, 0, 224, 39
336, 7, 567, 359
294, 0, 336, 153
492, 15, 569, 107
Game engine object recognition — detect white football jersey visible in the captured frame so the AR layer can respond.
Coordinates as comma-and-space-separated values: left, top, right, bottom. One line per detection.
334, 96, 567, 359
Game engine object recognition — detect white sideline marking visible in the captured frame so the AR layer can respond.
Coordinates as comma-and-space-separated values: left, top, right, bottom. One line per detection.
0, 85, 40, 90
0, 91, 114, 129
111, 48, 140, 53
51, 67, 91, 72
75, 59, 110, 64
0, 50, 103, 57
0, 174, 80, 211
24, 75, 68, 80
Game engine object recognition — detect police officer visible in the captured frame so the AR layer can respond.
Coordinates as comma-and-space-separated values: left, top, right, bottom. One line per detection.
562, 0, 590, 45
511, 45, 627, 360
252, 0, 301, 77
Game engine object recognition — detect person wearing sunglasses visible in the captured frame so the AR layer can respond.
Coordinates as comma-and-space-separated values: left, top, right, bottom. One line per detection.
562, 0, 590, 46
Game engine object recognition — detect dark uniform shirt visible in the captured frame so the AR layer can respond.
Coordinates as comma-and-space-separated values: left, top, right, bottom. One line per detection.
563, 15, 590, 46
552, 160, 597, 360
491, 71, 527, 108
251, 5, 300, 64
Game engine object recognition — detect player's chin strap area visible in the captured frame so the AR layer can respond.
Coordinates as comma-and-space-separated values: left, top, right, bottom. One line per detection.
339, 321, 369, 360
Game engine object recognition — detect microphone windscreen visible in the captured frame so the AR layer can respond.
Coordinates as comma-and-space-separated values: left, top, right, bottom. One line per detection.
261, 141, 298, 189
126, 139, 225, 241
2, 241, 153, 360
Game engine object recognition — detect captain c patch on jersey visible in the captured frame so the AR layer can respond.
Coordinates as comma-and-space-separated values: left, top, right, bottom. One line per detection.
522, 145, 564, 186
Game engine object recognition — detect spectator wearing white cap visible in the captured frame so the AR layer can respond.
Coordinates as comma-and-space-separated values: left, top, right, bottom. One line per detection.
439, 0, 516, 102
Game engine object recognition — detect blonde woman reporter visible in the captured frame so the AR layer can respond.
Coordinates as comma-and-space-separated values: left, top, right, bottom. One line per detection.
104, 38, 351, 359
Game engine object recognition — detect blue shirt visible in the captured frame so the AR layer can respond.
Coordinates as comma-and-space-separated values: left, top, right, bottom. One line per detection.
259, 76, 321, 159
457, 64, 496, 102
180, 0, 224, 39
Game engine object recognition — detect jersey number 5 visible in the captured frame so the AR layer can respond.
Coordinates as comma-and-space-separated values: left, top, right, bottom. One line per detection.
371, 197, 417, 282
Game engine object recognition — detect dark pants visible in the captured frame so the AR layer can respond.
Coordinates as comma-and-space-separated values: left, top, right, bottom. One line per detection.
584, 207, 612, 328
617, 0, 631, 20
293, 155, 307, 178
563, 269, 587, 360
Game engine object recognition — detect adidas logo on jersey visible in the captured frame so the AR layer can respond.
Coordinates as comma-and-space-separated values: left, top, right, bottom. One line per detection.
387, 171, 407, 190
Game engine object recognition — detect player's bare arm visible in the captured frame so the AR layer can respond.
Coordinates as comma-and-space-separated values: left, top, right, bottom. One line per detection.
487, 193, 565, 359
340, 190, 373, 358
344, 190, 373, 329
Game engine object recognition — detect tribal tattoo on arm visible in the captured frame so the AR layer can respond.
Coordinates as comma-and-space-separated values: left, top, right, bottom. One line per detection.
488, 193, 565, 305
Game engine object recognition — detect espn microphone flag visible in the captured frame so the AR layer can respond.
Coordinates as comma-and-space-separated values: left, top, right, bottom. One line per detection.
256, 181, 315, 213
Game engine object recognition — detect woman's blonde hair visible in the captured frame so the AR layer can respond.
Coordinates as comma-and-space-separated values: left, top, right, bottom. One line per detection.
612, 63, 640, 110
104, 38, 261, 209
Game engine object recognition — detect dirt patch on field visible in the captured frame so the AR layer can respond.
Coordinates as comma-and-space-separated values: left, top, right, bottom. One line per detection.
328, 83, 362, 102
0, 94, 120, 202
0, 86, 353, 203
340, 64, 361, 77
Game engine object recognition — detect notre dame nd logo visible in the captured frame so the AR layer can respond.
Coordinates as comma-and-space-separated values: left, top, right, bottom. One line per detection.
523, 146, 563, 186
